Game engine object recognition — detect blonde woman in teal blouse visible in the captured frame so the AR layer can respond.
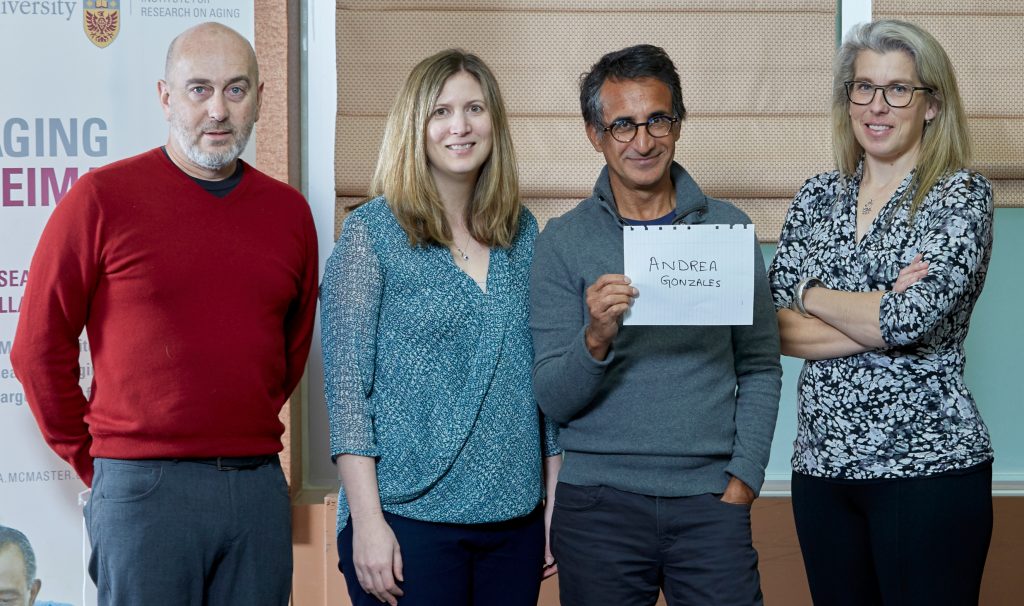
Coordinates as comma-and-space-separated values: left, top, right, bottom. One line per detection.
320, 49, 561, 606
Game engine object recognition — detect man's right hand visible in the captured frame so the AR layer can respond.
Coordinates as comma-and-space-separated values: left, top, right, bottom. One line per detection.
585, 274, 638, 360
351, 513, 404, 605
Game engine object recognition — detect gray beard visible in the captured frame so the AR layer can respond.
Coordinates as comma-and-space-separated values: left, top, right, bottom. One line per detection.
170, 118, 254, 171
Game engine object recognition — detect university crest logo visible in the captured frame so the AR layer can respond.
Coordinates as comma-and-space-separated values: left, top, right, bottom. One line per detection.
83, 0, 120, 48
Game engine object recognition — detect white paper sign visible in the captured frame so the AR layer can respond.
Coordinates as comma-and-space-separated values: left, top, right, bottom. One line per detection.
623, 224, 755, 325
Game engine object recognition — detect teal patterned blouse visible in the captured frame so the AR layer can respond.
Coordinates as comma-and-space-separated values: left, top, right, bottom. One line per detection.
321, 197, 560, 533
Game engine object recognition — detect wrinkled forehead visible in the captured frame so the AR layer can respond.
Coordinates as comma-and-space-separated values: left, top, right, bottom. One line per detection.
599, 77, 673, 114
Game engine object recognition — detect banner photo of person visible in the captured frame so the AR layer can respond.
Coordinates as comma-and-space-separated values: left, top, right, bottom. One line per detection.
0, 3, 254, 603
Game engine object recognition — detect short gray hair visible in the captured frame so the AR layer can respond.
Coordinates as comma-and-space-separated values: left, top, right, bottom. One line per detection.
579, 44, 686, 130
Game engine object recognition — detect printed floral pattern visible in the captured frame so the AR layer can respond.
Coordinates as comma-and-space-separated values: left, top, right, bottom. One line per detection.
769, 163, 994, 479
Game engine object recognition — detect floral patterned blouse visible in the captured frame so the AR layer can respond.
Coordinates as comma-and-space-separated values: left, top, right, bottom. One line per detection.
768, 163, 995, 479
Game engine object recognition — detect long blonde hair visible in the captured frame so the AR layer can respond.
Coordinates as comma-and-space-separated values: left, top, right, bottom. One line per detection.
832, 20, 971, 218
367, 49, 520, 248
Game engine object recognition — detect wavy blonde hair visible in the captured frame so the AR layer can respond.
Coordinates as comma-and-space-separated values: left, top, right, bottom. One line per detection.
366, 49, 520, 248
832, 20, 971, 218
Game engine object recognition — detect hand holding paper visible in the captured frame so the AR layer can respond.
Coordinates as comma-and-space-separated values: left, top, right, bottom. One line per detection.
584, 274, 638, 360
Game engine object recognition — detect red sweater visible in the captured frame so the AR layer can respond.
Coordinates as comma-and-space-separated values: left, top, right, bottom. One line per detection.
12, 148, 318, 486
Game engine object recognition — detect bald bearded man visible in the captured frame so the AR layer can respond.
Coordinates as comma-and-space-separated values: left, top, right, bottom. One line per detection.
12, 22, 318, 604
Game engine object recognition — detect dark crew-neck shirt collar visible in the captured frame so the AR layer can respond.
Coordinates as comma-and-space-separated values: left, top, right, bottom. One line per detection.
161, 146, 244, 198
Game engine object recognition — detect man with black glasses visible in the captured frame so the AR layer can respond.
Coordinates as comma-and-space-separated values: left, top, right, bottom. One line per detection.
529, 44, 781, 606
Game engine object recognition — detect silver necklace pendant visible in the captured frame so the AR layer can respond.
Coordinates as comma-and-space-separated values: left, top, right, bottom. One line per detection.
455, 234, 472, 261
861, 198, 873, 215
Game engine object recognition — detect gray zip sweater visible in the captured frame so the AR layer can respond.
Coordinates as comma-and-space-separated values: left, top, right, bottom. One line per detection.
529, 162, 781, 496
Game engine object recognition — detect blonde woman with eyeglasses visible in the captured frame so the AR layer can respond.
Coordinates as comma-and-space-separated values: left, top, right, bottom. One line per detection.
769, 20, 994, 605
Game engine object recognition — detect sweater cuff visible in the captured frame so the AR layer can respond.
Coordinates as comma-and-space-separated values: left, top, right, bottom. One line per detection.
573, 325, 615, 373
878, 290, 908, 347
725, 456, 766, 497
541, 416, 562, 457
330, 447, 380, 464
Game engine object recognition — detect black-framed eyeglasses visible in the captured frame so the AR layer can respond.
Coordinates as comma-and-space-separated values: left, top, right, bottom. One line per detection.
602, 115, 679, 143
845, 80, 933, 108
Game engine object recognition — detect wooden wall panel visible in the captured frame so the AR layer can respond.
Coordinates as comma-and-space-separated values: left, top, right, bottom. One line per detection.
255, 0, 300, 186
255, 0, 301, 487
337, 11, 832, 116
336, 195, 790, 244
335, 1, 835, 242
336, 116, 831, 198
874, 2, 1024, 205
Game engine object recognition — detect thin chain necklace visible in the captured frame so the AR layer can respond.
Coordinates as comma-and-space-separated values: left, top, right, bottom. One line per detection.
860, 171, 904, 216
454, 233, 471, 261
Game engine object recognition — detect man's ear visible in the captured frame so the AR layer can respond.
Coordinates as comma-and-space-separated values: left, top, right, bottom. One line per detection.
253, 80, 265, 122
28, 578, 40, 605
586, 123, 604, 152
157, 80, 172, 120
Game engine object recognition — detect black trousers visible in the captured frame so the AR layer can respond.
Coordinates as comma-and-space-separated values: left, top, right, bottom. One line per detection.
551, 482, 763, 606
338, 506, 544, 606
792, 463, 992, 606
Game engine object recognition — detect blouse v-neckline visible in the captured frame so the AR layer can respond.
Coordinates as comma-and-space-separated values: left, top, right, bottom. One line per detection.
451, 250, 491, 294
848, 164, 914, 247
443, 245, 508, 298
